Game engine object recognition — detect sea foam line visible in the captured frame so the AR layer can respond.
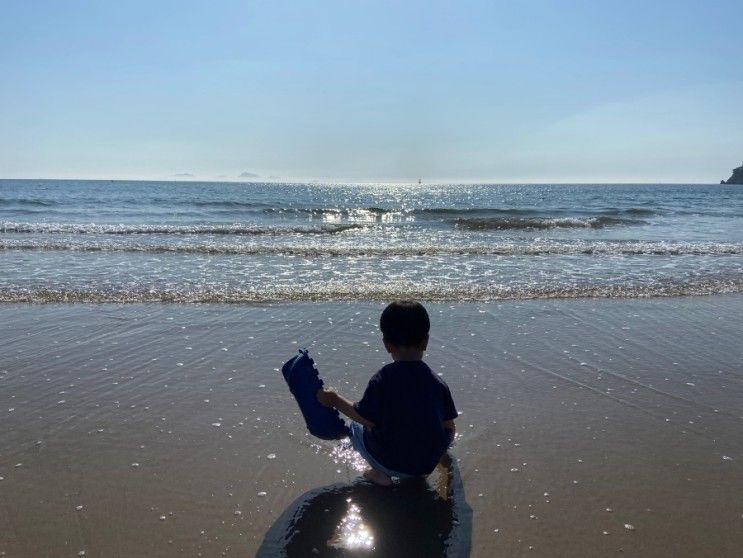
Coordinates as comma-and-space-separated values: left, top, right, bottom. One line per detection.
1, 239, 742, 256
1, 279, 742, 303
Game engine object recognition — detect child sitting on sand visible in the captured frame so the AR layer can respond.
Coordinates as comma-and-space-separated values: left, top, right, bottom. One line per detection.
317, 301, 458, 486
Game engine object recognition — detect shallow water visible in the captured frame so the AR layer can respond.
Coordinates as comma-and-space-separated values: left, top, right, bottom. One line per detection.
1, 297, 741, 556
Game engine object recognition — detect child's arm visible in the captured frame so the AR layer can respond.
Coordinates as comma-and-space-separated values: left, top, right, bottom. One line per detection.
317, 388, 375, 429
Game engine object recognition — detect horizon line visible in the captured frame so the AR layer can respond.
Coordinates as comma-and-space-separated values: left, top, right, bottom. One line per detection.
0, 176, 727, 186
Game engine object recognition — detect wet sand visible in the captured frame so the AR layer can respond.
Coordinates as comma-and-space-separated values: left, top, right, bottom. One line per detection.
1, 296, 742, 557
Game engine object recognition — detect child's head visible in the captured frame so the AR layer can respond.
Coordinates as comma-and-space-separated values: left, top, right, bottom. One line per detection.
380, 300, 430, 351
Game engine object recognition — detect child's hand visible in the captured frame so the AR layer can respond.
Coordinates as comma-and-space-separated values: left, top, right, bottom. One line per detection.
316, 388, 338, 408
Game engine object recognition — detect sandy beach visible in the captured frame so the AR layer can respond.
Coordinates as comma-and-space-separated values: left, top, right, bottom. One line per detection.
1, 296, 742, 557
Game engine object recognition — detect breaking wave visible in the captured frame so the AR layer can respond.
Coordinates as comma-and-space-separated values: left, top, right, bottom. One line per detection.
0, 222, 364, 235
451, 215, 646, 230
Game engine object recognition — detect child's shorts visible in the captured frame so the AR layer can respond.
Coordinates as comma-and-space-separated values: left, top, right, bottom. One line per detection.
349, 421, 413, 479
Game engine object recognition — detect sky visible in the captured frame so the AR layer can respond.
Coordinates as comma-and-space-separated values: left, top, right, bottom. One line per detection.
1, 0, 742, 183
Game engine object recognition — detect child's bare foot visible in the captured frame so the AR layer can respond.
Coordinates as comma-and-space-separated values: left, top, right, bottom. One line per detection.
363, 468, 392, 487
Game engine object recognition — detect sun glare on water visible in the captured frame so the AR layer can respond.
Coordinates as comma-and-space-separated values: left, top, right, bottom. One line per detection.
328, 498, 375, 551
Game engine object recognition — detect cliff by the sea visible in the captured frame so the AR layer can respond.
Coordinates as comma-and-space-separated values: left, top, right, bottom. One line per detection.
721, 164, 743, 184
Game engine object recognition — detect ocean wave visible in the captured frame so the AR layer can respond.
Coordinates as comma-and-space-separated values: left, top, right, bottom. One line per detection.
0, 198, 59, 207
0, 222, 364, 235
418, 207, 541, 216
257, 206, 664, 223
1, 279, 741, 303
189, 200, 275, 209
600, 207, 657, 216
451, 215, 646, 230
0, 203, 664, 224
261, 207, 412, 222
1, 239, 741, 256
263, 206, 544, 218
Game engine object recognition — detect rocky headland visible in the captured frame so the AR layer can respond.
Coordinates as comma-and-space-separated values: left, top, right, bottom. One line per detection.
721, 164, 743, 184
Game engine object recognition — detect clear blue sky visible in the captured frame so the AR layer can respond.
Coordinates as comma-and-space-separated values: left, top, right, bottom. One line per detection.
1, 0, 741, 183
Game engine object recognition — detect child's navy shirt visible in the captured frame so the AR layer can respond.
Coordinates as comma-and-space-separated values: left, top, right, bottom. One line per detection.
353, 360, 457, 475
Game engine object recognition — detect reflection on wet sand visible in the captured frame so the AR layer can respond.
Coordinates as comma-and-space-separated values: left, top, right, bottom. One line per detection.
257, 454, 471, 557
327, 499, 375, 550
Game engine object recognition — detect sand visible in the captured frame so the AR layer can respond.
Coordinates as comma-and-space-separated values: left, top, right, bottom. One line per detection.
1, 296, 742, 557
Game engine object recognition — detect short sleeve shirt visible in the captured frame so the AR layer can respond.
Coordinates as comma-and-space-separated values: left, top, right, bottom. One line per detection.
353, 360, 458, 475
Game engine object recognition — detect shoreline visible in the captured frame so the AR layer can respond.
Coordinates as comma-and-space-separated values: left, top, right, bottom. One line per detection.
2, 285, 743, 304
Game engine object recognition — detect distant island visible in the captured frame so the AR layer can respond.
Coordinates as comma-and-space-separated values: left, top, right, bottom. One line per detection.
721, 164, 743, 184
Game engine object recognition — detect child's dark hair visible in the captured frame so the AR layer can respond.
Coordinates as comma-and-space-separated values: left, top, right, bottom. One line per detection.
380, 300, 430, 347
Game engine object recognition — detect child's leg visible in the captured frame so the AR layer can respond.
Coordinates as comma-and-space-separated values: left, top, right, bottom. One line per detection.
363, 467, 393, 486
349, 422, 396, 486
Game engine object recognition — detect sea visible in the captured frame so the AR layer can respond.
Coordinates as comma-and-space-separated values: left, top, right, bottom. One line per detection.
1, 179, 742, 303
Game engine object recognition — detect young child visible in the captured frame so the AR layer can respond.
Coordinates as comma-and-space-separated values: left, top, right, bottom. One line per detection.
317, 300, 457, 486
